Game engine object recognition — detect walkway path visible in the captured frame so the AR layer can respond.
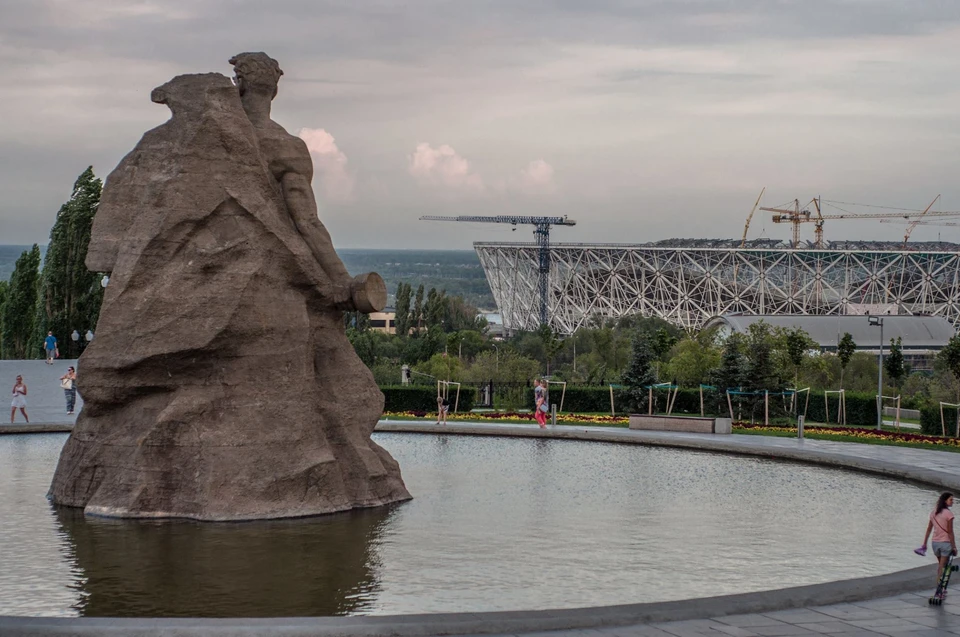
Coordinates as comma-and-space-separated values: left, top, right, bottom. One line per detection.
0, 359, 81, 426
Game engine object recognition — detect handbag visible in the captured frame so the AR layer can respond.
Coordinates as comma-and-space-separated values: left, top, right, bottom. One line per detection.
60, 378, 73, 390
539, 403, 548, 413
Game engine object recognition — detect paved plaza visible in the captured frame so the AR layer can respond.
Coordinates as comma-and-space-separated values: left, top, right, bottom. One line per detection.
1, 359, 81, 425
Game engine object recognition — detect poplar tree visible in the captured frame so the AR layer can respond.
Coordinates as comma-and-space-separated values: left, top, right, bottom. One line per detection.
34, 167, 104, 359
1, 245, 42, 359
394, 283, 411, 337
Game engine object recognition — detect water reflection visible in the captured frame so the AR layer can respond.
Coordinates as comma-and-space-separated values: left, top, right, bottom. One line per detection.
54, 504, 395, 617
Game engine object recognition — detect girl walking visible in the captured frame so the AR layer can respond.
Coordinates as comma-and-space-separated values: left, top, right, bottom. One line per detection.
919, 492, 957, 586
10, 375, 28, 423
534, 379, 547, 429
60, 366, 77, 415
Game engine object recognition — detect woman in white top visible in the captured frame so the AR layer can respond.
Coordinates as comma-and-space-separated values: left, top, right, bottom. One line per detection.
10, 375, 28, 423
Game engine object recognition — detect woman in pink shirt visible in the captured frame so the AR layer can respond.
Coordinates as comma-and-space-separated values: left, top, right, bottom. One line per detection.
920, 492, 956, 582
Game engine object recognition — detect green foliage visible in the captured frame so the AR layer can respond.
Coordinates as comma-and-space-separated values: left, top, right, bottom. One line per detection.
34, 167, 105, 359
414, 352, 463, 382
1, 245, 42, 359
621, 333, 656, 411
665, 331, 721, 386
937, 334, 960, 402
381, 386, 475, 412
394, 283, 411, 337
412, 284, 425, 335
884, 337, 905, 388
837, 332, 856, 387
713, 333, 747, 391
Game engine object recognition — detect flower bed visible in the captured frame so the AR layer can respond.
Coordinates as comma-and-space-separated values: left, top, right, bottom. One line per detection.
734, 423, 960, 448
383, 411, 629, 425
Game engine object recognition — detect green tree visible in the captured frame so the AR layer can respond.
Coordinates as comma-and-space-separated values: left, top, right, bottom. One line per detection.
884, 336, 905, 390
665, 333, 721, 386
713, 332, 747, 392
651, 327, 679, 381
938, 334, 960, 402
536, 324, 565, 375
784, 327, 813, 389
622, 333, 656, 411
34, 167, 105, 358
837, 332, 856, 389
1, 245, 42, 359
394, 282, 411, 337
412, 284, 425, 335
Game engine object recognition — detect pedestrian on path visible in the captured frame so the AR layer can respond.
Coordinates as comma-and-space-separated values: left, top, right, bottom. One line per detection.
436, 394, 449, 425
60, 366, 77, 415
534, 379, 547, 429
918, 492, 956, 584
43, 332, 58, 365
10, 375, 28, 423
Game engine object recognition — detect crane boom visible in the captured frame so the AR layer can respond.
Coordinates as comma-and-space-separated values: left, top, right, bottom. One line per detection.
740, 187, 765, 248
419, 214, 576, 326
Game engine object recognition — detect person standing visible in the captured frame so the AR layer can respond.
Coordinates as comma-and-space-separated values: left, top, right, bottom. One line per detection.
436, 393, 449, 425
10, 375, 28, 423
60, 366, 78, 415
43, 331, 58, 365
534, 379, 547, 429
919, 492, 957, 586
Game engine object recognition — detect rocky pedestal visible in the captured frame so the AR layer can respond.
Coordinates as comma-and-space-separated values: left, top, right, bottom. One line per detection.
48, 64, 410, 520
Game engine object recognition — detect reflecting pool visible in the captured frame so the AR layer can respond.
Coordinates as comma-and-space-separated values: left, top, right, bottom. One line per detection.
0, 432, 936, 617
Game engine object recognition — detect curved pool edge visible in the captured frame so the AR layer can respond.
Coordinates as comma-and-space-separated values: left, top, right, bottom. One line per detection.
0, 420, 947, 635
0, 565, 934, 636
376, 420, 960, 493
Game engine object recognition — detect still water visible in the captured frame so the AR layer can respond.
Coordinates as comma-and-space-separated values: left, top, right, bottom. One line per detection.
0, 432, 938, 617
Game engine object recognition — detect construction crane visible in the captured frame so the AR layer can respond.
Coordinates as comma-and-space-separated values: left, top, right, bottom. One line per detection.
761, 196, 952, 248
740, 187, 765, 248
419, 215, 577, 326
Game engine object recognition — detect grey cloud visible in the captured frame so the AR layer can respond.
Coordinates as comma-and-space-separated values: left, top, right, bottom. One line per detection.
3, 0, 960, 249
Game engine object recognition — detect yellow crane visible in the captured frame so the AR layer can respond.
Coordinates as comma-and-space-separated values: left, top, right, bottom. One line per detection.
740, 187, 765, 248
761, 195, 952, 248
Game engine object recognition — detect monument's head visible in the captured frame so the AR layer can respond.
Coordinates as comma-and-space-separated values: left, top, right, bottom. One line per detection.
229, 52, 283, 99
150, 73, 237, 117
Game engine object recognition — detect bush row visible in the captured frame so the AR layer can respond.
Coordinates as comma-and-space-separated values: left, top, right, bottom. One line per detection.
381, 386, 475, 413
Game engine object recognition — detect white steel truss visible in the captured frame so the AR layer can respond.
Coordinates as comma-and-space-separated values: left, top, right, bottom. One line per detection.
475, 242, 960, 334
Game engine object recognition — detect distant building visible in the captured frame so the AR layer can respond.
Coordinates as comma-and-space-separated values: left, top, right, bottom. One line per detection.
704, 314, 956, 371
369, 310, 397, 335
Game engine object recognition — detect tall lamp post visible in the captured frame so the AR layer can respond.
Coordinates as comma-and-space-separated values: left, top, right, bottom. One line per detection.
868, 316, 884, 431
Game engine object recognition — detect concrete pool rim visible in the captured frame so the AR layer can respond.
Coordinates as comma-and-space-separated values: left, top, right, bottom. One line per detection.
0, 420, 944, 635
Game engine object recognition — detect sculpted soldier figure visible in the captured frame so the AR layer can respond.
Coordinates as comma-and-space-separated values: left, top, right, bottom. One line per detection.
48, 56, 409, 521
229, 52, 382, 312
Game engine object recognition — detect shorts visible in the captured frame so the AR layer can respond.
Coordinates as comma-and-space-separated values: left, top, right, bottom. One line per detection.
46, 349, 56, 358
933, 541, 955, 557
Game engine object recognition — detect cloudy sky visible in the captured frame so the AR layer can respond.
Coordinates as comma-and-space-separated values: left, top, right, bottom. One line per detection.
4, 0, 960, 249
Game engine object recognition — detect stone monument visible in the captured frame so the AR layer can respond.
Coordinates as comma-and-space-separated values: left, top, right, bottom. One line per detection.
48, 54, 411, 520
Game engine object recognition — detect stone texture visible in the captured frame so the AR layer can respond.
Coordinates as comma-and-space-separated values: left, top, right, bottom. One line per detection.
48, 58, 410, 520
628, 415, 732, 434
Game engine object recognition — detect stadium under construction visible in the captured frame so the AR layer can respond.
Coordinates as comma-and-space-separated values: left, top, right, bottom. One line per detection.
475, 238, 960, 334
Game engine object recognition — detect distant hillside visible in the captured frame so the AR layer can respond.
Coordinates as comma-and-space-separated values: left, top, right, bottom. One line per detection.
0, 245, 45, 281
340, 249, 494, 309
0, 246, 496, 309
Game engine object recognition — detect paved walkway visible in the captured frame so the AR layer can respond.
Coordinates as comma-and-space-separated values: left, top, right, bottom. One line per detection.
0, 359, 81, 425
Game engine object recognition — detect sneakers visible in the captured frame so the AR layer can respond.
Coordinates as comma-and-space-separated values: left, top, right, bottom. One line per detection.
915, 546, 928, 556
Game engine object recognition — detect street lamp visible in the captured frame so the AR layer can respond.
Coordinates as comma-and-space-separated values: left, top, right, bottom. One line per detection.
491, 343, 499, 372
868, 316, 884, 431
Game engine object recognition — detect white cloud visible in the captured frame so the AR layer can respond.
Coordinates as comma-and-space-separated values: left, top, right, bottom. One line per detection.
298, 128, 356, 203
408, 142, 484, 192
516, 159, 556, 195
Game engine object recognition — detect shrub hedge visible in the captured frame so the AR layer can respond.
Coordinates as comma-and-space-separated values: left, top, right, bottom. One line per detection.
381, 386, 475, 413
920, 403, 960, 437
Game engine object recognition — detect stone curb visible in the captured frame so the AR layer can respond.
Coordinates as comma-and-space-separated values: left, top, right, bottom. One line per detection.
0, 565, 934, 636
0, 423, 73, 435
376, 420, 960, 493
